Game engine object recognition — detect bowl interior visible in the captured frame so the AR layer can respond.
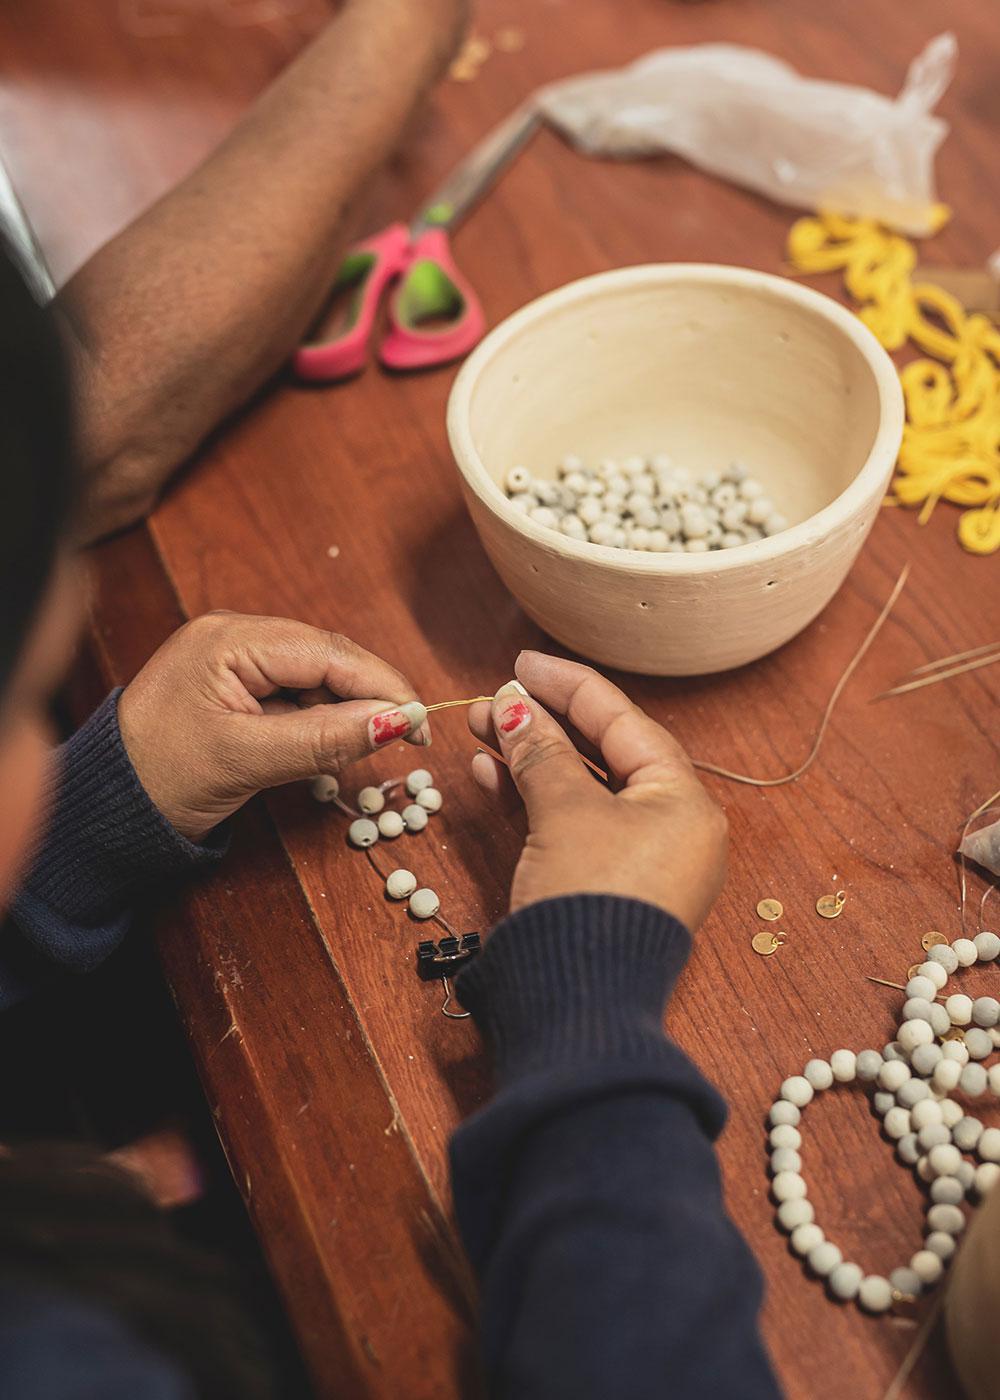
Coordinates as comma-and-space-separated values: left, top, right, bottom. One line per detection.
465, 270, 883, 527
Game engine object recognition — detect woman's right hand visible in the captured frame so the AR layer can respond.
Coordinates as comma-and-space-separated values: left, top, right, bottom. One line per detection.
468, 653, 728, 933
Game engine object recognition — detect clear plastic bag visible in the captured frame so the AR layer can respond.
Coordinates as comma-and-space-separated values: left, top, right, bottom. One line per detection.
537, 33, 956, 236
961, 816, 1000, 880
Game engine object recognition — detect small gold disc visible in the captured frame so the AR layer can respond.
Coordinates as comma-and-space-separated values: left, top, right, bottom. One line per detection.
756, 898, 783, 922
921, 930, 948, 952
907, 963, 923, 981
816, 891, 846, 919
751, 930, 787, 956
942, 1026, 966, 1044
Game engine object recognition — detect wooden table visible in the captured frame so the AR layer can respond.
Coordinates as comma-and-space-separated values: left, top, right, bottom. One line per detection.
3, 2, 999, 1396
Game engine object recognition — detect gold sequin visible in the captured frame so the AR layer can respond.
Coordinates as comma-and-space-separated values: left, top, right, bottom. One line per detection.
756, 898, 783, 922
907, 963, 923, 981
921, 930, 948, 952
943, 1026, 966, 1044
752, 930, 787, 956
816, 891, 846, 919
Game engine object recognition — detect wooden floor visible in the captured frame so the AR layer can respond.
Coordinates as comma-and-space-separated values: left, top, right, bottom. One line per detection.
3, 1, 999, 1396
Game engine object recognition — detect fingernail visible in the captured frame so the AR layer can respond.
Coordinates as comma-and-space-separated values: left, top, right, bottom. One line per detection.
493, 682, 531, 736
369, 700, 428, 747
408, 721, 433, 748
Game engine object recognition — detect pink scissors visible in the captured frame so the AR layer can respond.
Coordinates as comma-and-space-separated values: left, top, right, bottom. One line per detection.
294, 104, 539, 383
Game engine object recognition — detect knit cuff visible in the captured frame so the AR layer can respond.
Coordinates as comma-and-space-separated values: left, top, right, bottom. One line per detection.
23, 690, 228, 927
455, 894, 691, 1086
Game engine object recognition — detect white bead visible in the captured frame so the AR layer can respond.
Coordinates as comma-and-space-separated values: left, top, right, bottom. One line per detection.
954, 1116, 983, 1151
974, 931, 1000, 962
720, 504, 747, 530
385, 869, 417, 900
402, 804, 428, 832
408, 888, 440, 920
769, 1124, 801, 1150
348, 818, 379, 848
946, 994, 973, 1026
965, 1028, 993, 1060
878, 1060, 910, 1092
884, 1107, 911, 1139
933, 1060, 962, 1093
989, 1065, 1000, 1097
508, 493, 532, 514
763, 513, 788, 536
942, 1040, 970, 1065
829, 1261, 863, 1300
377, 810, 404, 838
791, 1223, 824, 1257
405, 769, 433, 796
898, 1079, 931, 1108
505, 465, 532, 493
804, 1059, 833, 1091
873, 1091, 894, 1118
858, 1275, 893, 1313
772, 1171, 807, 1202
975, 1163, 1000, 1197
953, 938, 979, 967
961, 1063, 988, 1097
739, 477, 764, 500
940, 1098, 964, 1128
977, 1128, 1000, 1162
529, 506, 559, 529
780, 1076, 814, 1107
929, 1143, 961, 1177
919, 960, 949, 989
884, 1041, 907, 1062
577, 496, 603, 526
911, 1044, 943, 1076
856, 1050, 883, 1081
927, 1203, 965, 1235
746, 495, 774, 526
973, 997, 1000, 1028
355, 784, 383, 817
931, 1176, 965, 1206
928, 944, 959, 974
808, 1241, 842, 1276
889, 1267, 923, 1298
769, 1102, 801, 1128
906, 975, 937, 1002
777, 1198, 813, 1231
770, 1148, 802, 1174
622, 455, 646, 476
911, 1250, 944, 1284
911, 1099, 943, 1130
311, 774, 340, 802
680, 505, 708, 538
925, 1232, 956, 1261
560, 514, 587, 541
956, 1160, 976, 1191
897, 1134, 920, 1165
918, 1123, 951, 1151
721, 531, 745, 549
830, 1050, 856, 1083
685, 538, 709, 553
902, 997, 935, 1024
898, 1020, 933, 1053
415, 787, 442, 813
929, 1003, 951, 1037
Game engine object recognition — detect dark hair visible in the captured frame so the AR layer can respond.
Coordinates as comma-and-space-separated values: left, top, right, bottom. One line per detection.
0, 1143, 276, 1399
0, 244, 76, 697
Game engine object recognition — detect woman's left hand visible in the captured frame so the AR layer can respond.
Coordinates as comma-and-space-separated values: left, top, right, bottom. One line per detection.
117, 612, 429, 841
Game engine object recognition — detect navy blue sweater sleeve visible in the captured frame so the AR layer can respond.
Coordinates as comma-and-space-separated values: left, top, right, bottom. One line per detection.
450, 895, 781, 1400
3, 690, 226, 1007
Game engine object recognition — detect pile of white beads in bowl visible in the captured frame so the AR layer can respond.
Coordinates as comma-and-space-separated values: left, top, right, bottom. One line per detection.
770, 929, 1000, 1314
504, 454, 788, 553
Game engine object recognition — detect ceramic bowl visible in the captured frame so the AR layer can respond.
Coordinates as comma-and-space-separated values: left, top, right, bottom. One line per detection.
446, 264, 904, 676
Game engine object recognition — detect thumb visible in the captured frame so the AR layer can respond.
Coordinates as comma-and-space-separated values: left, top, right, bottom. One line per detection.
235, 698, 429, 789
491, 681, 591, 826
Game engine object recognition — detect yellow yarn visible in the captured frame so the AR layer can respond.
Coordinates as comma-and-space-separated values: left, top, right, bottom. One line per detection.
787, 211, 1000, 555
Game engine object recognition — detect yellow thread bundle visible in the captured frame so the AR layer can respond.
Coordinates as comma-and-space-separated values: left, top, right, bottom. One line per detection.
787, 212, 1000, 555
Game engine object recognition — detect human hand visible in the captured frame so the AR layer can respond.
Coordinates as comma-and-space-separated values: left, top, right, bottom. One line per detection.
117, 613, 429, 841
468, 652, 727, 932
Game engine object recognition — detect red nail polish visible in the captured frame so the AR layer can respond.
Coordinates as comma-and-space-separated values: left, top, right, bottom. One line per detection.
370, 711, 410, 745
498, 699, 531, 734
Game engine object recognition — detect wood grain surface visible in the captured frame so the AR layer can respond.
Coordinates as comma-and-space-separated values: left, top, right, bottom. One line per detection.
3, 2, 999, 1397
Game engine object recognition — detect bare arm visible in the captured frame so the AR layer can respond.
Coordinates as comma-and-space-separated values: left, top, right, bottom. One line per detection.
57, 0, 468, 543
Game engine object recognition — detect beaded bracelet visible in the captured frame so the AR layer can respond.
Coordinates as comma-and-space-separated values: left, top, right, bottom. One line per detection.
769, 928, 1000, 1312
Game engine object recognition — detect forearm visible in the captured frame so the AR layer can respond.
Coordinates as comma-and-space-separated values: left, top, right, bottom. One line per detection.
57, 0, 467, 541
450, 896, 781, 1400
